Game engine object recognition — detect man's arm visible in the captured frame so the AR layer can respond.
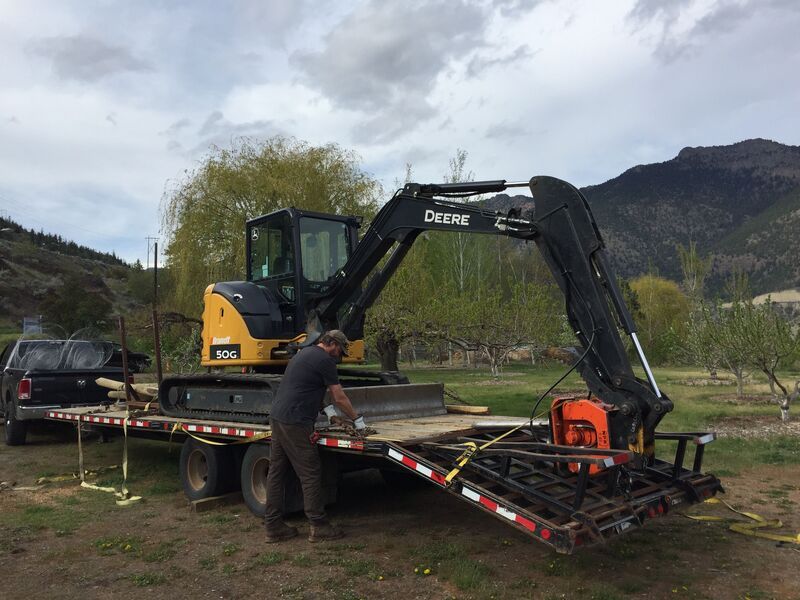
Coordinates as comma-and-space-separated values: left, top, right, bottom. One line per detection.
327, 384, 358, 420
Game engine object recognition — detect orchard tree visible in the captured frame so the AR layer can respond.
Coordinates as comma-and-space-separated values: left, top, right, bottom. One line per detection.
161, 136, 381, 315
738, 298, 800, 421
693, 301, 751, 397
629, 274, 690, 364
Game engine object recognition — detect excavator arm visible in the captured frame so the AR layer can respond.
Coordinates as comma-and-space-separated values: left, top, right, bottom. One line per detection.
305, 175, 672, 457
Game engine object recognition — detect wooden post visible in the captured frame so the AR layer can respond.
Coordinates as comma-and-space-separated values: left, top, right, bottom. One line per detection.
152, 241, 163, 384
118, 316, 131, 403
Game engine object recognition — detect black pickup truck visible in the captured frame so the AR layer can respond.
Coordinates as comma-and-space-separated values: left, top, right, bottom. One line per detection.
1, 339, 137, 445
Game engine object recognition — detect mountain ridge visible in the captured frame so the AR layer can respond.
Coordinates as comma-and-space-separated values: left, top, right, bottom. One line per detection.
486, 138, 800, 295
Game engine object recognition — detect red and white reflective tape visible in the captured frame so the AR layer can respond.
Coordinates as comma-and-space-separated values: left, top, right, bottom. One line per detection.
181, 423, 263, 438
317, 437, 365, 451
386, 448, 446, 485
694, 433, 715, 445
47, 411, 81, 421
602, 453, 631, 468
460, 485, 543, 536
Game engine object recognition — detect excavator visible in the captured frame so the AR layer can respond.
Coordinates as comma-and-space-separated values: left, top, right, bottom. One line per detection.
160, 175, 680, 466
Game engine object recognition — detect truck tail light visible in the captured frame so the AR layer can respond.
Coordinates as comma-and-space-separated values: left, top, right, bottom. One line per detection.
17, 378, 32, 400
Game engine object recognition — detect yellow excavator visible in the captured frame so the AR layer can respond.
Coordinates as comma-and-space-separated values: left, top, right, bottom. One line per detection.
163, 176, 674, 466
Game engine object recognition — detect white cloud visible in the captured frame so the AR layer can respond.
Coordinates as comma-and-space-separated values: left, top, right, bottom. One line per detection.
0, 0, 797, 263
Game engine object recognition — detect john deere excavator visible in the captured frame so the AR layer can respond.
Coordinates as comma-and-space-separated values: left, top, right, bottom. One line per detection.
160, 175, 683, 468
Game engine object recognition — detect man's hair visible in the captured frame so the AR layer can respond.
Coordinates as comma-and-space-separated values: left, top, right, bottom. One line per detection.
319, 333, 337, 346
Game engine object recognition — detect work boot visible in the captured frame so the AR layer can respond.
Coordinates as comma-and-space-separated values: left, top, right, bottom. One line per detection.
264, 521, 298, 543
308, 520, 344, 543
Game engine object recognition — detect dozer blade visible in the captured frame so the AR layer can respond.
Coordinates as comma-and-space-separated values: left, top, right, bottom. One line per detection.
326, 383, 446, 422
159, 373, 445, 424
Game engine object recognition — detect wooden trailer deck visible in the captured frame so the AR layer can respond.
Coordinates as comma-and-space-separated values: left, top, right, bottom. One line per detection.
45, 404, 534, 444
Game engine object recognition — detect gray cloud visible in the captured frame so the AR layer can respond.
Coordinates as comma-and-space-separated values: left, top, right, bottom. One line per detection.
467, 44, 536, 78
190, 111, 280, 155
491, 0, 547, 19
27, 34, 150, 82
291, 0, 491, 140
628, 0, 800, 63
160, 118, 192, 137
485, 121, 529, 139
105, 113, 117, 126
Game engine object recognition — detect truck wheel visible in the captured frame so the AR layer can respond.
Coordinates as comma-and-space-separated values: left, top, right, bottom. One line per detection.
179, 438, 236, 501
4, 399, 28, 446
240, 444, 271, 517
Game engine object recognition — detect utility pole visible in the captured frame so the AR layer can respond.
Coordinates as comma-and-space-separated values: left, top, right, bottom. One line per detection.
145, 236, 157, 269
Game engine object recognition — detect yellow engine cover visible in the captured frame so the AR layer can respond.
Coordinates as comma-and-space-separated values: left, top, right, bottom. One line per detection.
200, 285, 365, 367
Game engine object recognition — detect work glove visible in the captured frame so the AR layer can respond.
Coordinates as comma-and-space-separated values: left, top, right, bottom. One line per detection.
323, 404, 340, 426
353, 415, 367, 431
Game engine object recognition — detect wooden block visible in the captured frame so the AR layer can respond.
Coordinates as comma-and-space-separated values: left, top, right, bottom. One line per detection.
189, 491, 244, 513
446, 404, 490, 415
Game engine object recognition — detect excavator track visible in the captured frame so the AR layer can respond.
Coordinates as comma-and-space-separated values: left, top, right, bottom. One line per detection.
159, 372, 447, 424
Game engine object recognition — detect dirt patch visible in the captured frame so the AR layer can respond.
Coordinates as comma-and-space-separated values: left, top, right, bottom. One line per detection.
1, 422, 799, 600
709, 415, 800, 439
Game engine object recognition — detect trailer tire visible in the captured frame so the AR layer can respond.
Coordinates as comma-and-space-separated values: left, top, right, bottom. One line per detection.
240, 444, 271, 517
4, 399, 28, 446
179, 438, 237, 501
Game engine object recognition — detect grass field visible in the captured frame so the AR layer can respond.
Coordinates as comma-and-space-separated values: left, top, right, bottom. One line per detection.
1, 362, 799, 599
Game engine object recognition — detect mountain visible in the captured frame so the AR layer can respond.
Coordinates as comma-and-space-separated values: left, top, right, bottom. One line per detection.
0, 218, 142, 339
486, 139, 800, 295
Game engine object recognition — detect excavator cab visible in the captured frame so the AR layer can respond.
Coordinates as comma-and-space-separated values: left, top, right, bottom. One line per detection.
200, 208, 365, 369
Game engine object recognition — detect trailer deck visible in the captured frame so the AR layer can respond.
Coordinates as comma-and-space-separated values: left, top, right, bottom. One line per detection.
46, 405, 721, 554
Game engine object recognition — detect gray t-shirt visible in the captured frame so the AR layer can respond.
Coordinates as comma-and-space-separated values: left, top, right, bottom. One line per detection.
270, 346, 339, 425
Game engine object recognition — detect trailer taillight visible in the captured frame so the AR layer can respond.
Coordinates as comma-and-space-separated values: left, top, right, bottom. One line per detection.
17, 378, 32, 400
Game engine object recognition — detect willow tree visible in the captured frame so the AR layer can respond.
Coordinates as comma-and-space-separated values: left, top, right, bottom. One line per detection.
161, 137, 381, 315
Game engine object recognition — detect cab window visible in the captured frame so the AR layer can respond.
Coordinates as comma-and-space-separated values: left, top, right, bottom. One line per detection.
298, 217, 349, 282
249, 213, 294, 281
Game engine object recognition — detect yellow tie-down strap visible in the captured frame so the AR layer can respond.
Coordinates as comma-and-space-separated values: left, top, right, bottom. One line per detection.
445, 422, 527, 484
688, 497, 800, 546
169, 422, 271, 446
77, 417, 141, 506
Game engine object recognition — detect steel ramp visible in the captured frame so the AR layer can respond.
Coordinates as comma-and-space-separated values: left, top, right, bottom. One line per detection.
381, 427, 722, 554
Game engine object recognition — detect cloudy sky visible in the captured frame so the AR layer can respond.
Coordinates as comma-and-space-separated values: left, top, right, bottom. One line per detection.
1, 0, 798, 263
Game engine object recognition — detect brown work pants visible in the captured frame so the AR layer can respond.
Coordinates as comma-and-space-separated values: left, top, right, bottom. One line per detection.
264, 420, 326, 526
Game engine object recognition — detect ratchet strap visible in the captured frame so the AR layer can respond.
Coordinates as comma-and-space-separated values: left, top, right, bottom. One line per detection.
76, 415, 141, 505
444, 422, 527, 484
688, 497, 800, 545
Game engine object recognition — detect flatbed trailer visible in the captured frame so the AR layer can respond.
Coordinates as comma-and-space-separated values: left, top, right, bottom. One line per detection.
45, 404, 721, 554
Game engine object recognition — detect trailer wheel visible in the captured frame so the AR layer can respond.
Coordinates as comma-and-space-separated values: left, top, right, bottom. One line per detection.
4, 399, 28, 446
240, 444, 271, 517
179, 438, 236, 501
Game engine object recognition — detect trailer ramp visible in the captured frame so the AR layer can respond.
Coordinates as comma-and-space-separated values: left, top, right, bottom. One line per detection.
382, 427, 721, 554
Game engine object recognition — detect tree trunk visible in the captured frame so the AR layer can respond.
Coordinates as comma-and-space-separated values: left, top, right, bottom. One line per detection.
448, 341, 453, 366
734, 368, 744, 399
375, 331, 399, 371
780, 399, 790, 422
